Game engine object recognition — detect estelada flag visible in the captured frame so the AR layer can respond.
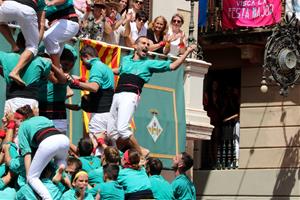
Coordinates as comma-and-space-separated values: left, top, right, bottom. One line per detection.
79, 39, 135, 133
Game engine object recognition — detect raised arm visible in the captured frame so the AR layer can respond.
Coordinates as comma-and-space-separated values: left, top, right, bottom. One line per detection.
170, 44, 196, 71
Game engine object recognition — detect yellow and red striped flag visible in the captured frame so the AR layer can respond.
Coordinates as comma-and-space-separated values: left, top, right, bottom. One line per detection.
79, 39, 135, 133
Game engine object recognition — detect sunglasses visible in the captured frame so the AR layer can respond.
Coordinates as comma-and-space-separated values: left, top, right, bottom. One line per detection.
172, 19, 182, 24
137, 18, 147, 23
135, 1, 143, 5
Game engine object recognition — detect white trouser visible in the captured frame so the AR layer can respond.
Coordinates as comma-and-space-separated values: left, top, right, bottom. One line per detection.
0, 1, 38, 55
52, 119, 68, 133
89, 112, 110, 156
43, 19, 79, 55
107, 92, 139, 141
28, 134, 69, 200
4, 97, 38, 114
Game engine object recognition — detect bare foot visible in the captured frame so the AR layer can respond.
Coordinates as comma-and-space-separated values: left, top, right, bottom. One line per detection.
9, 72, 26, 86
52, 164, 65, 184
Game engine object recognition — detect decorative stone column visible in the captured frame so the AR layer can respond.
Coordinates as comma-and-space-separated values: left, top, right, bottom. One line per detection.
184, 58, 214, 140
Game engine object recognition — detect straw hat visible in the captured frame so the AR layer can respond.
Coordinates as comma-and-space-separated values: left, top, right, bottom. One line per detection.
105, 0, 122, 13
94, 0, 107, 7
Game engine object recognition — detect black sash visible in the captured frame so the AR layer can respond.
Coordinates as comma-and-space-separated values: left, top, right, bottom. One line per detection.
81, 89, 114, 113
6, 82, 39, 100
39, 101, 67, 119
115, 74, 145, 94
11, 0, 38, 12
47, 6, 78, 24
125, 189, 154, 200
33, 127, 62, 145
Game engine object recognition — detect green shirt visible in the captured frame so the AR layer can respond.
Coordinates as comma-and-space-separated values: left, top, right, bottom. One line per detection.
171, 174, 196, 200
0, 187, 16, 200
88, 58, 114, 90
39, 81, 68, 102
119, 54, 172, 83
62, 188, 94, 200
117, 167, 151, 194
88, 166, 104, 186
7, 143, 26, 188
149, 175, 174, 200
79, 156, 101, 173
37, 0, 46, 11
0, 51, 51, 85
89, 181, 125, 199
18, 116, 54, 156
16, 179, 62, 200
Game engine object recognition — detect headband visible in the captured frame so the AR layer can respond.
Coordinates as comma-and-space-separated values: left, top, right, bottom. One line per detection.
14, 112, 25, 120
73, 171, 88, 182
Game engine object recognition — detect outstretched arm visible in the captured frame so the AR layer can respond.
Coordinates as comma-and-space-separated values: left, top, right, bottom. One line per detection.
170, 44, 196, 71
65, 74, 100, 93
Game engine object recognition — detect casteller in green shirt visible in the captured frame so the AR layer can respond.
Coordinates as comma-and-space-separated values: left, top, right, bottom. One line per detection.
117, 167, 151, 194
149, 175, 174, 200
79, 156, 101, 173
88, 180, 124, 199
16, 179, 62, 200
119, 54, 172, 83
171, 174, 196, 200
62, 188, 94, 200
17, 116, 54, 156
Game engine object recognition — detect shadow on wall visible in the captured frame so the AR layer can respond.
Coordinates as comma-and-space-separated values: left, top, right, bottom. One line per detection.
271, 129, 300, 199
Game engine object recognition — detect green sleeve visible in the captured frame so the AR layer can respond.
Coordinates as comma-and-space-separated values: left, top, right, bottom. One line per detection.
41, 58, 52, 79
17, 125, 32, 156
172, 180, 181, 199
87, 184, 101, 197
89, 67, 103, 87
0, 178, 6, 190
148, 60, 172, 73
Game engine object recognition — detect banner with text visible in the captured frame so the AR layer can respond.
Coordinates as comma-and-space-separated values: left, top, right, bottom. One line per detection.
222, 0, 282, 29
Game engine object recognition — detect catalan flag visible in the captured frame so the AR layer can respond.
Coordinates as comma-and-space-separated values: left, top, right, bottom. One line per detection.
79, 39, 135, 133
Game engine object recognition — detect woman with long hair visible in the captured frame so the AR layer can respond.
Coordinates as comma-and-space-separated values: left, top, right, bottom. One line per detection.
167, 13, 187, 56
119, 0, 130, 18
15, 105, 70, 199
147, 16, 169, 54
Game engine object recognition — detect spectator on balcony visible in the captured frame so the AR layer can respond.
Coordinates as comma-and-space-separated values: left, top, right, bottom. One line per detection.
128, 0, 144, 21
74, 0, 89, 22
128, 11, 148, 46
118, 0, 130, 19
167, 13, 187, 56
147, 16, 170, 54
103, 1, 132, 45
83, 0, 107, 41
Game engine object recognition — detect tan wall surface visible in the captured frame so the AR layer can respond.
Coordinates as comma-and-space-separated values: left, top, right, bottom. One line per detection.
240, 127, 300, 148
197, 48, 300, 199
195, 169, 300, 197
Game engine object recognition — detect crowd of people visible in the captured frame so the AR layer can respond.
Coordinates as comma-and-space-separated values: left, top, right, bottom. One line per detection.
0, 0, 197, 199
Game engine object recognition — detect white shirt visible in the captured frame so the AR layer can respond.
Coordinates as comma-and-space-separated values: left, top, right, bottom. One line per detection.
130, 22, 147, 42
